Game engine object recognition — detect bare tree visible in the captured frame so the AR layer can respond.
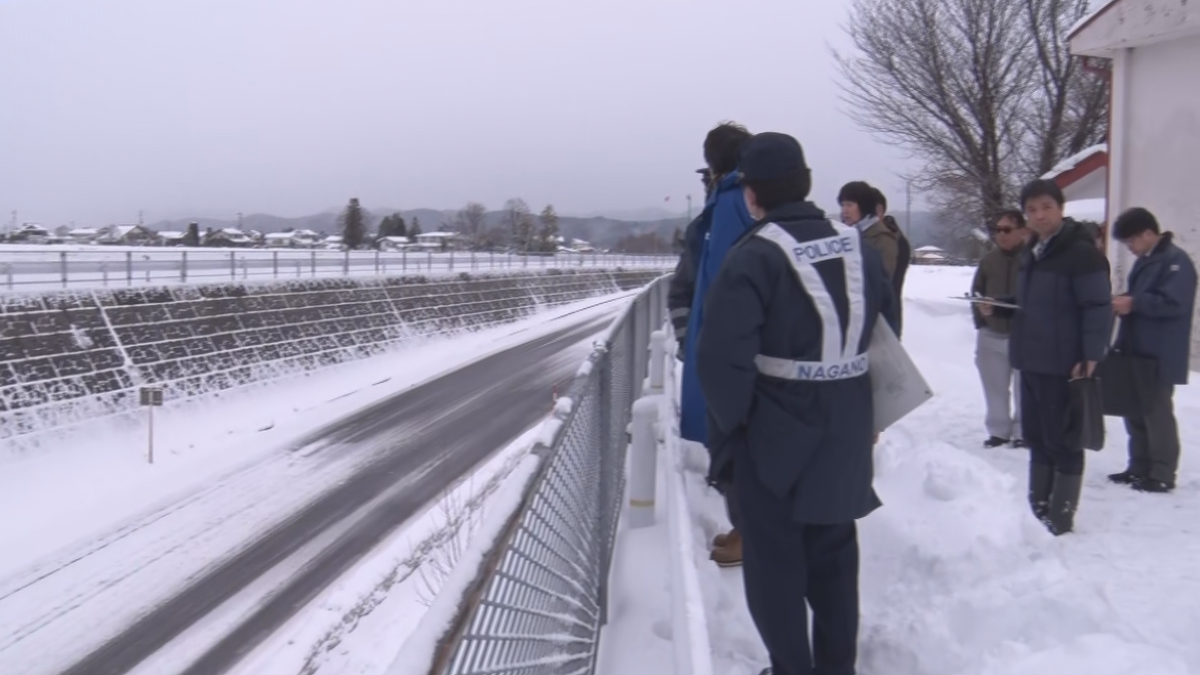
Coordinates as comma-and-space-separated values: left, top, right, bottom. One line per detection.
1021, 0, 1109, 176
453, 202, 488, 248
503, 198, 535, 252
835, 0, 1108, 240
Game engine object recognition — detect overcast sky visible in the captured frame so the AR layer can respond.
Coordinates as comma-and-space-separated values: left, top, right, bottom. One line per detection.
0, 0, 921, 225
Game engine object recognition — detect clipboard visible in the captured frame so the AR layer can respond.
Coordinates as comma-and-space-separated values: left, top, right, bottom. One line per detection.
948, 295, 1019, 309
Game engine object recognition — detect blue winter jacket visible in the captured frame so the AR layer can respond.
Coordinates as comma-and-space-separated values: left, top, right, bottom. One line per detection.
680, 172, 755, 444
1115, 233, 1197, 385
1006, 219, 1112, 375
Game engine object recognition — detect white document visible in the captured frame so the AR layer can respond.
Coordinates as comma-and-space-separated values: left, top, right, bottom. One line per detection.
869, 320, 934, 433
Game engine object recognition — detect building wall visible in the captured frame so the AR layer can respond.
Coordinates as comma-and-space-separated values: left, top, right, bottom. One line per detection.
1114, 34, 1200, 365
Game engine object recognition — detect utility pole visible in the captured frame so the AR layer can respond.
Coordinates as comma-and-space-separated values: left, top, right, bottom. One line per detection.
237, 212, 244, 230
138, 210, 144, 226
904, 179, 913, 240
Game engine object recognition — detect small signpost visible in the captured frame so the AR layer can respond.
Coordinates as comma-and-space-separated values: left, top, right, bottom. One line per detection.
139, 386, 164, 464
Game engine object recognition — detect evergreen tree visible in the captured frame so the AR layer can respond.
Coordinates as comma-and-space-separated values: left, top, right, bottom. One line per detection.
410, 216, 423, 237
184, 222, 200, 247
537, 205, 560, 252
339, 197, 367, 249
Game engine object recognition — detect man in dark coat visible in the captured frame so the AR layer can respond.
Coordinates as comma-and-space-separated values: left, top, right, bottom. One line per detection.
667, 168, 715, 356
990, 179, 1111, 536
873, 188, 912, 316
1108, 207, 1197, 493
696, 132, 899, 675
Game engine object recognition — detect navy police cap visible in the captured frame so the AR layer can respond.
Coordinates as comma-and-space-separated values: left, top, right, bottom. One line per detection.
738, 132, 808, 182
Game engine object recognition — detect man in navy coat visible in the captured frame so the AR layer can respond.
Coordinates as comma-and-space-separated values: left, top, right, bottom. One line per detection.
1109, 207, 1197, 493
696, 132, 899, 675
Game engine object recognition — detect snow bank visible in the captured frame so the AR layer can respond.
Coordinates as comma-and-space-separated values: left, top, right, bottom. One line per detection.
382, 456, 541, 675
603, 265, 1200, 675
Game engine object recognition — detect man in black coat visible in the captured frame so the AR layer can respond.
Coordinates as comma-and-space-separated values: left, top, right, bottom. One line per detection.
696, 132, 899, 675
988, 179, 1111, 535
1108, 207, 1197, 493
667, 168, 714, 355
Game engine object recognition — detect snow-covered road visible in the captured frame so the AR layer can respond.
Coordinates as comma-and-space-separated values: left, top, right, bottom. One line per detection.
600, 266, 1200, 675
0, 293, 630, 675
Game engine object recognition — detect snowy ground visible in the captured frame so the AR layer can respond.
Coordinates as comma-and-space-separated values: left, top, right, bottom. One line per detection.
600, 264, 1200, 675
0, 244, 673, 291
0, 292, 627, 675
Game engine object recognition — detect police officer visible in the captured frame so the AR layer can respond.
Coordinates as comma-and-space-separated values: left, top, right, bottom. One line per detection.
696, 132, 899, 675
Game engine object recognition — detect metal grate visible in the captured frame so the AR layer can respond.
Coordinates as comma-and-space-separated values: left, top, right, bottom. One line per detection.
438, 275, 669, 675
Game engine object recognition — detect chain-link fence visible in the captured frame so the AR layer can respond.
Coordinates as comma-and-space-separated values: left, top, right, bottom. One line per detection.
429, 274, 669, 675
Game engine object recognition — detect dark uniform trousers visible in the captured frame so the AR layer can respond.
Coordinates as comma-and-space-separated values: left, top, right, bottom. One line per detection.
1021, 372, 1085, 475
735, 457, 859, 675
1124, 385, 1181, 483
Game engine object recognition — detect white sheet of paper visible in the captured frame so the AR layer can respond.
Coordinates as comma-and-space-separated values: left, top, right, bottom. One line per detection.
869, 320, 934, 433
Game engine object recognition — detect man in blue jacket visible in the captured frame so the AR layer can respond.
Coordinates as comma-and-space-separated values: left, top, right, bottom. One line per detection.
1108, 207, 1197, 493
680, 121, 755, 566
696, 132, 899, 675
989, 179, 1112, 535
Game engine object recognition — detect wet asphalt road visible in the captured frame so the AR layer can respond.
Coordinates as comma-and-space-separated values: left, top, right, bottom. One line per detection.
56, 311, 614, 675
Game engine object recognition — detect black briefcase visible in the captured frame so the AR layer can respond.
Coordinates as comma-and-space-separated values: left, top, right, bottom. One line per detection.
1096, 318, 1158, 417
1068, 376, 1106, 451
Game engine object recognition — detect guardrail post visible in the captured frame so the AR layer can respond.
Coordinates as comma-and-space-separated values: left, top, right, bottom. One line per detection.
402, 248, 407, 273
273, 250, 279, 278
449, 250, 455, 271
229, 251, 236, 280
374, 250, 380, 275
311, 250, 317, 277
648, 330, 666, 394
628, 397, 659, 529
126, 251, 133, 286
59, 251, 67, 288
4, 264, 11, 290
180, 251, 188, 283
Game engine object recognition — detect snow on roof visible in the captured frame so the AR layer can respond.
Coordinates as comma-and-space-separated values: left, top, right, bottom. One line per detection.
1042, 144, 1107, 181
380, 236, 411, 243
263, 232, 294, 239
415, 231, 458, 238
1068, 0, 1120, 39
68, 228, 101, 236
158, 231, 185, 239
1065, 198, 1108, 223
915, 245, 944, 252
220, 227, 248, 236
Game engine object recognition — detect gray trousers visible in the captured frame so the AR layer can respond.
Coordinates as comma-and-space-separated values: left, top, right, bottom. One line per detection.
1124, 385, 1181, 484
975, 329, 1021, 440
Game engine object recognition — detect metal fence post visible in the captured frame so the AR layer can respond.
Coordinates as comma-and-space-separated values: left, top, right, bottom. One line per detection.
628, 397, 658, 529
273, 250, 279, 278
126, 251, 133, 286
59, 251, 67, 288
229, 251, 236, 280
180, 251, 187, 283
343, 250, 350, 276
311, 250, 317, 277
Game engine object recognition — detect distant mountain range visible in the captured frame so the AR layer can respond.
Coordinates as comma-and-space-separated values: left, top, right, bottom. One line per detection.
150, 206, 947, 250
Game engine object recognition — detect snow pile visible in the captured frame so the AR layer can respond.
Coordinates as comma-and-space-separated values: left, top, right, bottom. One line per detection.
601, 264, 1200, 675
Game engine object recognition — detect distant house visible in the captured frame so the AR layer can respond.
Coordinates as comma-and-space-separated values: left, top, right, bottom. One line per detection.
913, 245, 951, 265
412, 231, 462, 251
158, 231, 187, 247
377, 236, 411, 251
9, 224, 51, 243
66, 228, 104, 244
323, 235, 344, 249
264, 229, 322, 248
204, 228, 254, 247
99, 224, 158, 246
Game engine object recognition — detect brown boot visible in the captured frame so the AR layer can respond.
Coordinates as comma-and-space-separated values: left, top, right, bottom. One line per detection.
710, 529, 742, 568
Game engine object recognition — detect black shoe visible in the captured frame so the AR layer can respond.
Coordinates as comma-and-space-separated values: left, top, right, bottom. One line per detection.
984, 436, 1010, 448
1132, 478, 1175, 493
1042, 472, 1083, 536
1011, 439, 1028, 449
1108, 471, 1142, 485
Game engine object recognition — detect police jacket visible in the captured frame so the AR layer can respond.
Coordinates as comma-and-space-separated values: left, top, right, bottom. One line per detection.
1115, 233, 1197, 385
695, 201, 900, 524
